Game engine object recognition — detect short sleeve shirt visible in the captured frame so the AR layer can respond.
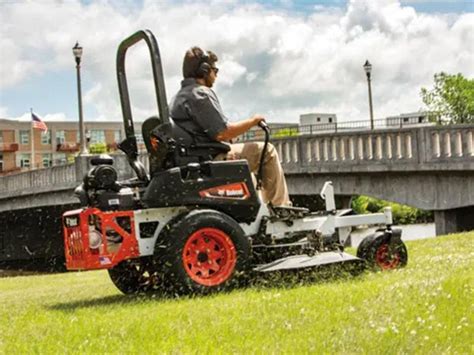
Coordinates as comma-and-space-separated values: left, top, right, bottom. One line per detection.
170, 78, 228, 144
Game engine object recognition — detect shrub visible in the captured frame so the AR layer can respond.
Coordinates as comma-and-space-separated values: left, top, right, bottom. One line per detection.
351, 195, 433, 224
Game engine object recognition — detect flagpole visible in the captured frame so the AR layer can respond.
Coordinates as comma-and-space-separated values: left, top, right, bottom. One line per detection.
30, 108, 35, 170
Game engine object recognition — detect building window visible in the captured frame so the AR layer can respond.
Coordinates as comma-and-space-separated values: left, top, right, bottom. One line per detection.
18, 154, 30, 168
41, 131, 51, 145
56, 130, 65, 145
114, 130, 122, 143
135, 132, 144, 145
90, 130, 106, 144
0, 133, 3, 144
328, 117, 333, 123
0, 153, 3, 172
317, 117, 321, 122
20, 130, 29, 144
42, 153, 52, 167
53, 153, 67, 166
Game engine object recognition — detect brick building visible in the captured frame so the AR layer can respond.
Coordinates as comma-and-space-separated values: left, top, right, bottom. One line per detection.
0, 119, 143, 174
1, 117, 298, 174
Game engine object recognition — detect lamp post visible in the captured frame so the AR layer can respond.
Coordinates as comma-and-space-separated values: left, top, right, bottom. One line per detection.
363, 60, 375, 130
73, 42, 88, 154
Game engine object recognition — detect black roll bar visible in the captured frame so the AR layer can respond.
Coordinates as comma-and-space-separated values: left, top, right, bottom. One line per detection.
116, 29, 170, 147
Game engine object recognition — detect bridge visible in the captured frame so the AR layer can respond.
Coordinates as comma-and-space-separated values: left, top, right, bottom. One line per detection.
0, 124, 473, 263
271, 123, 474, 235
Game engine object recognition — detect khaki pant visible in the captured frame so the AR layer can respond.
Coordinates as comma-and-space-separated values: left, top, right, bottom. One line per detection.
216, 142, 290, 206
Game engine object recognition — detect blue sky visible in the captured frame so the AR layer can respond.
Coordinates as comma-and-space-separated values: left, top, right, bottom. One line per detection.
0, 0, 473, 123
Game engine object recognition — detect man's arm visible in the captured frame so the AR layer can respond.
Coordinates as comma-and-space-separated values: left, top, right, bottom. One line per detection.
215, 115, 265, 141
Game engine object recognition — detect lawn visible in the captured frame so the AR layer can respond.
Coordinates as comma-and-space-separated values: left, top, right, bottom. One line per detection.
0, 232, 472, 353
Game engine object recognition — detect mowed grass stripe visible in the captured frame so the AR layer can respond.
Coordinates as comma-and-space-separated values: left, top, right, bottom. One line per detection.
0, 233, 472, 353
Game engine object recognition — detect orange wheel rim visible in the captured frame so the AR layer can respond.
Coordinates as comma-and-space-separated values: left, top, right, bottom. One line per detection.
182, 228, 237, 286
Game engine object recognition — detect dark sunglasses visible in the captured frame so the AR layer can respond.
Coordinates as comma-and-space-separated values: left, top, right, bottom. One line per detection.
211, 67, 219, 74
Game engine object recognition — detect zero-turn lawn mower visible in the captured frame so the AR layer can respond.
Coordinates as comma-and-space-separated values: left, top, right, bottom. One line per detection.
63, 30, 408, 295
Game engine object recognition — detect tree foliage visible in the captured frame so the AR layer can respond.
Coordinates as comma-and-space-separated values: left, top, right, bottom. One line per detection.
88, 142, 108, 154
420, 72, 474, 124
271, 127, 299, 138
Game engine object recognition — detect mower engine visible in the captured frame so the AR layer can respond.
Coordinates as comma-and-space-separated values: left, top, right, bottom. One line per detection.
64, 155, 142, 270
75, 154, 135, 211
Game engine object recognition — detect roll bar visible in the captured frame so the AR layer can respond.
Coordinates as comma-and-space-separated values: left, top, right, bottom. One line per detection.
116, 30, 169, 152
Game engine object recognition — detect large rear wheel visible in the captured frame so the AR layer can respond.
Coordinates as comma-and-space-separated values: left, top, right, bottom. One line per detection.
155, 210, 251, 295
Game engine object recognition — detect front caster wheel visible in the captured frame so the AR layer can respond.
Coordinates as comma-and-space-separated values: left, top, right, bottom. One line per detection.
357, 229, 408, 270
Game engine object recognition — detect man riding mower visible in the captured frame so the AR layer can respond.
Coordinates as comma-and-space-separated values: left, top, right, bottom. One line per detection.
63, 30, 408, 295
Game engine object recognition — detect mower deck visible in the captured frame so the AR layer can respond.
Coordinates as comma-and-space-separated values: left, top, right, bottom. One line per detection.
254, 252, 360, 272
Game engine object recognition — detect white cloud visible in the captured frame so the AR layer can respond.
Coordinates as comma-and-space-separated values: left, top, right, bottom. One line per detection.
0, 0, 472, 124
0, 106, 8, 117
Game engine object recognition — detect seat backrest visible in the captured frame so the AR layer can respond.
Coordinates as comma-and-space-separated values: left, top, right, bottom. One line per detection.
142, 116, 230, 173
142, 116, 195, 154
141, 116, 161, 154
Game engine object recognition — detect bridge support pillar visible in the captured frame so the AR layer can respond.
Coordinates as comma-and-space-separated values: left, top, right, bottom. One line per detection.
434, 206, 474, 235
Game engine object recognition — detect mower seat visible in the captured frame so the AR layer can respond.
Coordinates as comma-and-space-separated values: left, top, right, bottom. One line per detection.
142, 116, 230, 171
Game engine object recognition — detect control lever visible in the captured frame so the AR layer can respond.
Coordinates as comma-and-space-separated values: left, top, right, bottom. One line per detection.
258, 120, 270, 131
256, 120, 270, 190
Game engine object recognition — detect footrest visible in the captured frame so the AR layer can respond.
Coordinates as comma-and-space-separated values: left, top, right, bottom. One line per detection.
254, 252, 360, 272
271, 205, 310, 219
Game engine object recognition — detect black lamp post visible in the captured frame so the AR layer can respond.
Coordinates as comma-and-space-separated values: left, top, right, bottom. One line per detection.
363, 60, 375, 130
73, 41, 88, 154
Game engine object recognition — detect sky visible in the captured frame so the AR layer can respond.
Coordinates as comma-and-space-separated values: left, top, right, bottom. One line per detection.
0, 0, 473, 125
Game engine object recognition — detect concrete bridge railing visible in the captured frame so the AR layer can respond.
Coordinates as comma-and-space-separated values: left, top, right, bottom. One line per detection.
0, 164, 77, 197
271, 124, 474, 173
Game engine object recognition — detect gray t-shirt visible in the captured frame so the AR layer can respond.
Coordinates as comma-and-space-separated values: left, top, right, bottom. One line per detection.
170, 78, 228, 144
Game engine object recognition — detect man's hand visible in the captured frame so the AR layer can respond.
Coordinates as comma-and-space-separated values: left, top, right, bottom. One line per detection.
215, 114, 267, 142
251, 114, 266, 126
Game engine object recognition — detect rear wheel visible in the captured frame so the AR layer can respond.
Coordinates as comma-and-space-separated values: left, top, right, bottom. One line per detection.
155, 210, 251, 295
108, 257, 163, 294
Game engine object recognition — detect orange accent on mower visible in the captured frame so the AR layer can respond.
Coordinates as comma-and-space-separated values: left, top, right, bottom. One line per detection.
199, 182, 250, 200
63, 208, 139, 270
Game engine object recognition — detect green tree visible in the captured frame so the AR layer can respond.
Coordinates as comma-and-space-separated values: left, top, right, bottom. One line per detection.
420, 72, 474, 124
271, 127, 299, 138
89, 142, 107, 154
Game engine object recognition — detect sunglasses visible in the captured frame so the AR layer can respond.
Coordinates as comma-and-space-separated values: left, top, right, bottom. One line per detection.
211, 67, 219, 74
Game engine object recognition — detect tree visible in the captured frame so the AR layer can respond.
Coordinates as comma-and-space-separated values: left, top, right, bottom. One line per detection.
88, 142, 107, 154
420, 72, 474, 124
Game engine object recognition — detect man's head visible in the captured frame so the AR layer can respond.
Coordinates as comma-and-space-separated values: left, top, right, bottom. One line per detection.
183, 46, 219, 87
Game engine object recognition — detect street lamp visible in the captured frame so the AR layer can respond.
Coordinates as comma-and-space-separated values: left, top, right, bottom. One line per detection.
73, 41, 88, 154
363, 60, 375, 130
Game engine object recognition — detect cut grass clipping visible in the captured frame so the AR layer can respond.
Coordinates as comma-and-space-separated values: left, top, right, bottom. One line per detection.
1, 232, 473, 353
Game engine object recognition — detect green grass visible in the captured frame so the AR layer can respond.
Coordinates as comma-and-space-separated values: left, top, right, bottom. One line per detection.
1, 233, 473, 354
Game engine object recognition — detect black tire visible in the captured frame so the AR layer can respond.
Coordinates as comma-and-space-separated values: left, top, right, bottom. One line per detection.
356, 232, 379, 260
357, 232, 408, 270
108, 257, 163, 295
155, 209, 251, 295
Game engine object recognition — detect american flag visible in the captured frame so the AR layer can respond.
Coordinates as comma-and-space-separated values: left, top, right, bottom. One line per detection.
31, 112, 48, 132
